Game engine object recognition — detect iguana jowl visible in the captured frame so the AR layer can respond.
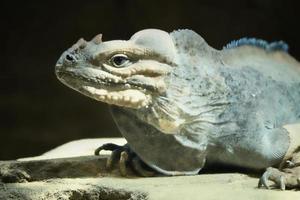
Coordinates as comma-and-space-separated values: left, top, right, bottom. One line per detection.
55, 29, 300, 190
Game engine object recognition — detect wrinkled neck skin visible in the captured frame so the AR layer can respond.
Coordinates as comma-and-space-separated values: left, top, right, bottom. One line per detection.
117, 33, 230, 151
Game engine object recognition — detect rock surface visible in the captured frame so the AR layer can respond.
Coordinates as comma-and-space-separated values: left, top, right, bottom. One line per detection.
1, 138, 300, 200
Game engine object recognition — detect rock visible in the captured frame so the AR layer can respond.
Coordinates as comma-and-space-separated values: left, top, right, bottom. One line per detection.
1, 138, 300, 200
0, 138, 130, 183
18, 138, 127, 161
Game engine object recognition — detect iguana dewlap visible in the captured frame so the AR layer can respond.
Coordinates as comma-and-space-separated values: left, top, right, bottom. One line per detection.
55, 29, 300, 187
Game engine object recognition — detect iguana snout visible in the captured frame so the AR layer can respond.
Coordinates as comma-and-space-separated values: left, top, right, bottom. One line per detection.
55, 29, 177, 109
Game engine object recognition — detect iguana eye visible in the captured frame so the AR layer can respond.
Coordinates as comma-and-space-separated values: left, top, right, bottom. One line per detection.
110, 54, 130, 68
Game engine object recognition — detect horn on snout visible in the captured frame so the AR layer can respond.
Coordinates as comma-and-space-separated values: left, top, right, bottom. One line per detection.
92, 34, 103, 44
71, 38, 87, 50
76, 38, 87, 49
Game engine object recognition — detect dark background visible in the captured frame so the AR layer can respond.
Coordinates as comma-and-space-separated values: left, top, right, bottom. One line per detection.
1, 0, 300, 160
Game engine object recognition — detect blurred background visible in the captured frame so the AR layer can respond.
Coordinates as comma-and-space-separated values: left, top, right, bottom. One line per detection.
1, 0, 300, 160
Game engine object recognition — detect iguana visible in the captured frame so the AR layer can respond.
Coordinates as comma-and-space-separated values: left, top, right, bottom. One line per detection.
55, 29, 300, 190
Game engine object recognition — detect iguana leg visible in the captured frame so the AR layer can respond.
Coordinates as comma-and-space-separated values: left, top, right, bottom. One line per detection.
258, 123, 300, 190
94, 143, 156, 177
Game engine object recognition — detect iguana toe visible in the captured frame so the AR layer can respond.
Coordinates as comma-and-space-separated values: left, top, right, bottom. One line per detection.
258, 167, 286, 190
94, 143, 122, 156
258, 166, 300, 190
119, 151, 129, 176
95, 143, 156, 177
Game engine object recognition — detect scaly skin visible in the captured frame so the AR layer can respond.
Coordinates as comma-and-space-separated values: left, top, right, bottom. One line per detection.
56, 29, 300, 189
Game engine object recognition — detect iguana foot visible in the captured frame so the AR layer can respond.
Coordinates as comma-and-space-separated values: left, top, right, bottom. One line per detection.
258, 152, 300, 190
95, 143, 156, 177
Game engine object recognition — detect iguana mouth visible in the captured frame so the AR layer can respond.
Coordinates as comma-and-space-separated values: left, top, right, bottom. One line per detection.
56, 67, 152, 109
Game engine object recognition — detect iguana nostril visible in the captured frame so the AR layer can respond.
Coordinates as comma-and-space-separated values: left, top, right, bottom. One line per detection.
65, 54, 75, 62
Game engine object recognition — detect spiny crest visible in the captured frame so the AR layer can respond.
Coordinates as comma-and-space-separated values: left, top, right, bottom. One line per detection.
170, 29, 210, 55
170, 29, 206, 46
223, 38, 289, 52
170, 29, 205, 41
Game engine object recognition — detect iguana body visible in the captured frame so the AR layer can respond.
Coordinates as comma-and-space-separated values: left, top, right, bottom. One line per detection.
55, 29, 300, 189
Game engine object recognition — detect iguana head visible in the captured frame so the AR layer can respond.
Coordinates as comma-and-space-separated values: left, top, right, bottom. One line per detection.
55, 29, 176, 109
